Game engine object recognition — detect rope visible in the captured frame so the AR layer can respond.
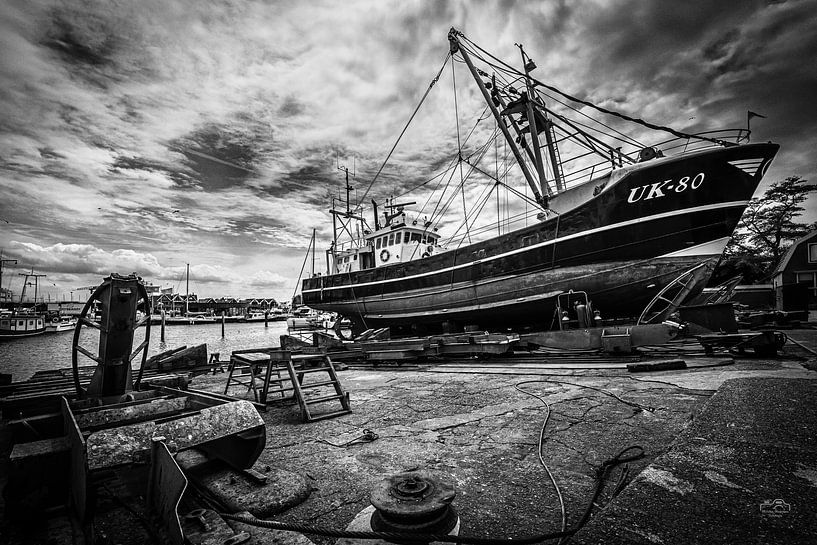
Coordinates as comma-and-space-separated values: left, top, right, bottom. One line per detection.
222, 436, 644, 545
515, 380, 567, 539
452, 59, 472, 245
290, 234, 314, 303
456, 33, 734, 148
223, 439, 643, 543
358, 52, 451, 206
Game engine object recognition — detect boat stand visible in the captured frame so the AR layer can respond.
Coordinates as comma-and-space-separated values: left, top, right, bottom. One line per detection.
223, 347, 351, 422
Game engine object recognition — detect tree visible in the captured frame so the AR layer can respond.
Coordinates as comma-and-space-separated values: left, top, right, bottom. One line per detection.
715, 176, 817, 283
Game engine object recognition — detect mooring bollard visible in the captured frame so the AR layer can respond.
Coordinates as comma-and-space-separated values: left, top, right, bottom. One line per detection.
160, 310, 166, 342
264, 310, 269, 328
221, 311, 226, 338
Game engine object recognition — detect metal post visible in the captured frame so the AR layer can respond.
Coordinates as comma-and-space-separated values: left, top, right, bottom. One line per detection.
264, 310, 269, 328
161, 310, 166, 343
311, 229, 316, 277
331, 198, 338, 274
185, 263, 190, 316
221, 311, 226, 338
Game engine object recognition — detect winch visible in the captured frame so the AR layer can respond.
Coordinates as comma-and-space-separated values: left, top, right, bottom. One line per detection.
339, 470, 460, 545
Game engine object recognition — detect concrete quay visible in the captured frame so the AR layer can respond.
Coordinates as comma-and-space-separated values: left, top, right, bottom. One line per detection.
184, 329, 817, 545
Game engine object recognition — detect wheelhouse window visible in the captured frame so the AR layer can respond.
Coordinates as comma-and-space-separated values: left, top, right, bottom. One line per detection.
809, 243, 817, 263
376, 238, 382, 249
388, 234, 394, 246
411, 233, 422, 242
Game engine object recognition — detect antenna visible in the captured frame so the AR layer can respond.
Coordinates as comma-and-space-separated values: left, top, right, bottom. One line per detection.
337, 153, 356, 215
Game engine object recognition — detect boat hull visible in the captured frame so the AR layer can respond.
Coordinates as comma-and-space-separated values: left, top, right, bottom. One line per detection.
303, 143, 779, 331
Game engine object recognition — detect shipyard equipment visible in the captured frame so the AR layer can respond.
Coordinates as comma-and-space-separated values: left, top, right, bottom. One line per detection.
5, 273, 272, 544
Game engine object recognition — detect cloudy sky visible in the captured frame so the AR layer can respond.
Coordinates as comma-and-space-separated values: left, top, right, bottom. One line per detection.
1, 0, 815, 303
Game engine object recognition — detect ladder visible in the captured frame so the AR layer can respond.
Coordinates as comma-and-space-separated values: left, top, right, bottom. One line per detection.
287, 354, 351, 423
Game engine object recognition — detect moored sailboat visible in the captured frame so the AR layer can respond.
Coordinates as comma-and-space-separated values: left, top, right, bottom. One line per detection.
302, 29, 778, 334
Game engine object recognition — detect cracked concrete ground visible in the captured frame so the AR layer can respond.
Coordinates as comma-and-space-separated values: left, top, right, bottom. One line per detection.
188, 331, 816, 544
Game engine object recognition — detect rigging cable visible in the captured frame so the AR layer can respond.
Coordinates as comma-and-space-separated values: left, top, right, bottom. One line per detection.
452, 60, 472, 245
443, 172, 498, 249
431, 134, 495, 236
427, 128, 495, 232
465, 160, 542, 209
456, 34, 733, 147
358, 52, 451, 207
290, 233, 314, 304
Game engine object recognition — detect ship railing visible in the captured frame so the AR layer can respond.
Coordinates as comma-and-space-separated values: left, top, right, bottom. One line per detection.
333, 239, 370, 253
554, 128, 750, 192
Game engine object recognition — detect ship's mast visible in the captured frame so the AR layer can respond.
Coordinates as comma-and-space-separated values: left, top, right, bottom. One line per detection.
0, 253, 17, 303
517, 44, 564, 192
185, 263, 189, 315
17, 270, 45, 309
449, 29, 547, 208
517, 44, 549, 198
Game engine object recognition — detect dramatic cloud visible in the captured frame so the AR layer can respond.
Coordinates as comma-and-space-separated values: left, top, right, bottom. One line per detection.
1, 0, 815, 302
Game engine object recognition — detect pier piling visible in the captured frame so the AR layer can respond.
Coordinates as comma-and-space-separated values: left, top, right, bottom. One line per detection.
160, 311, 166, 342
221, 312, 226, 338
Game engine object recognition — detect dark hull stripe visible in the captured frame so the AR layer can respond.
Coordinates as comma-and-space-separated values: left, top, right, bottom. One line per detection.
0, 328, 46, 339
357, 256, 719, 329
307, 204, 742, 304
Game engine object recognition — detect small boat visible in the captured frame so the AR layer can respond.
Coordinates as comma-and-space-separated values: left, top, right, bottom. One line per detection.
45, 315, 78, 333
287, 308, 340, 330
245, 308, 289, 322
163, 313, 217, 325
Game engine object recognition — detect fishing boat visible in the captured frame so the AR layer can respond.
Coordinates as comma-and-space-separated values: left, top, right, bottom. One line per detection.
0, 271, 47, 340
301, 29, 778, 334
0, 312, 46, 339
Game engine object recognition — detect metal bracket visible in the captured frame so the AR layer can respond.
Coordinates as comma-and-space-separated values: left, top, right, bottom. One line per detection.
147, 437, 188, 545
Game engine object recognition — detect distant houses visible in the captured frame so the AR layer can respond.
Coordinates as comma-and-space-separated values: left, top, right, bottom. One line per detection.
150, 292, 283, 316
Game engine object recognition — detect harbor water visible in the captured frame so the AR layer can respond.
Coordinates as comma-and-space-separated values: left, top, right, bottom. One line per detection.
0, 320, 291, 381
